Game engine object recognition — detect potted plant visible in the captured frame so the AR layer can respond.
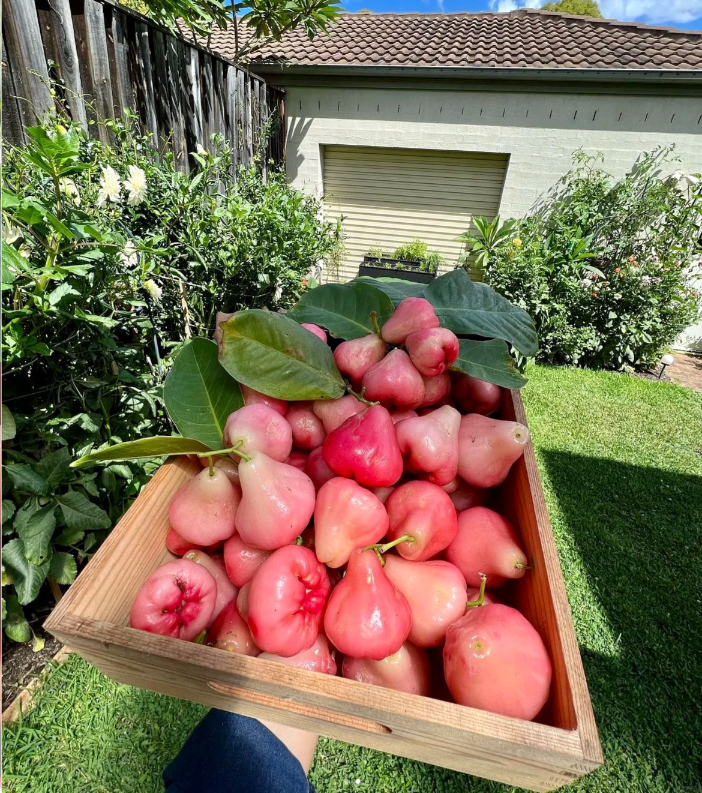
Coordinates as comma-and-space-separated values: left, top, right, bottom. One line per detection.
359, 241, 442, 283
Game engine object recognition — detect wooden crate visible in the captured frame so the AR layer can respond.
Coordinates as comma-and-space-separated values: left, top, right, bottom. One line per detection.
45, 390, 602, 791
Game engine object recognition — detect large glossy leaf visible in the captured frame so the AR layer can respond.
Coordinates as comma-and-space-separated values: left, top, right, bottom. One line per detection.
4, 464, 48, 495
425, 270, 538, 357
164, 338, 243, 449
34, 447, 71, 488
216, 310, 345, 401
451, 339, 527, 388
289, 282, 394, 340
16, 504, 56, 564
350, 277, 425, 306
71, 436, 212, 468
49, 552, 77, 585
2, 538, 50, 605
55, 491, 111, 531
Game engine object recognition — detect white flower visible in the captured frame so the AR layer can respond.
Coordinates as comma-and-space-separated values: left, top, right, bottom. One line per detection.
580, 279, 591, 288
641, 275, 652, 285
669, 170, 684, 183
684, 174, 700, 186
18, 244, 31, 259
124, 165, 147, 206
196, 143, 207, 156
97, 166, 121, 206
143, 278, 162, 302
59, 177, 81, 206
119, 240, 139, 268
3, 222, 22, 244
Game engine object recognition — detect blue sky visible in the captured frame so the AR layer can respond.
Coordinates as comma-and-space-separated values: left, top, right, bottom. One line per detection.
341, 0, 702, 30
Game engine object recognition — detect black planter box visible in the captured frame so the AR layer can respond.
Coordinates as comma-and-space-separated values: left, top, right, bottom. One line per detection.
358, 257, 436, 284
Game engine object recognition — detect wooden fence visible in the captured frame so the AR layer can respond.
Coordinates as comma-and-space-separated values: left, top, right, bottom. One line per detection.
2, 0, 285, 170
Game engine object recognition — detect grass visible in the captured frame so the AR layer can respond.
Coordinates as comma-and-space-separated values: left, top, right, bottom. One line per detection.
3, 365, 702, 793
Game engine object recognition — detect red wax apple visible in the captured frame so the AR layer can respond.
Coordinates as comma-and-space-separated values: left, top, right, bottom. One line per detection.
313, 395, 365, 434
322, 405, 403, 487
362, 349, 425, 410
224, 404, 292, 463
334, 333, 386, 387
285, 402, 326, 450
130, 559, 216, 641
248, 545, 331, 656
419, 373, 451, 408
236, 451, 316, 550
324, 547, 411, 660
395, 405, 461, 486
285, 450, 309, 471
169, 468, 240, 546
304, 446, 337, 491
383, 555, 467, 647
405, 327, 459, 377
447, 478, 489, 511
342, 641, 430, 696
385, 481, 458, 561
446, 506, 527, 588
314, 478, 389, 568
236, 582, 251, 623
452, 374, 502, 416
457, 414, 529, 488
183, 550, 238, 624
301, 322, 327, 342
206, 600, 259, 656
381, 297, 440, 345
223, 533, 272, 587
240, 384, 287, 416
259, 633, 337, 675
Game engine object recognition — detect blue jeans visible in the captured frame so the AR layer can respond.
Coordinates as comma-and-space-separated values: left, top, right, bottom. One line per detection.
163, 710, 315, 793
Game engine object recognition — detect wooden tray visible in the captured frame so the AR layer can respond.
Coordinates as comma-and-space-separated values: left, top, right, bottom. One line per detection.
45, 390, 602, 791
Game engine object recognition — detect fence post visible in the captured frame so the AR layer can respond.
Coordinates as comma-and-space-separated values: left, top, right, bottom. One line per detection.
134, 21, 158, 143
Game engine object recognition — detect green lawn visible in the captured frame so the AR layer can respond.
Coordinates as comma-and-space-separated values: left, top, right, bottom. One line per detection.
4, 365, 702, 793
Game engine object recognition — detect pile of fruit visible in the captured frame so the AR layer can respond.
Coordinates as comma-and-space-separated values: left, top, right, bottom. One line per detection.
128, 294, 553, 722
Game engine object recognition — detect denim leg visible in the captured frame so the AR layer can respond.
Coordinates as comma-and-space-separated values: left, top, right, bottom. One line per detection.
163, 710, 314, 793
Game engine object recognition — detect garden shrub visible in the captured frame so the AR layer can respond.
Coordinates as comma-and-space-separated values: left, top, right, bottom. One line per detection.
468, 148, 701, 370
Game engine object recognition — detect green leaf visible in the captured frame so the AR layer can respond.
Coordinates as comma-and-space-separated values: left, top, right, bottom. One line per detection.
350, 276, 425, 306
2, 189, 20, 208
16, 505, 56, 564
49, 552, 77, 585
3, 594, 30, 642
48, 282, 81, 306
71, 436, 212, 468
12, 498, 41, 535
104, 464, 133, 480
2, 500, 16, 525
216, 310, 345, 401
1, 597, 6, 621
2, 539, 50, 605
2, 404, 17, 441
55, 491, 111, 531
451, 339, 527, 389
53, 527, 85, 546
4, 464, 48, 495
164, 338, 243, 449
34, 447, 72, 488
2, 241, 25, 285
425, 270, 538, 357
289, 282, 394, 340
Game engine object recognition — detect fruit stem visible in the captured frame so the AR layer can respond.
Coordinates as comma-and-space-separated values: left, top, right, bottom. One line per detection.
197, 440, 250, 464
347, 385, 379, 407
465, 573, 487, 609
193, 629, 207, 644
514, 560, 532, 571
293, 535, 304, 546
208, 456, 215, 476
362, 534, 416, 566
370, 310, 382, 339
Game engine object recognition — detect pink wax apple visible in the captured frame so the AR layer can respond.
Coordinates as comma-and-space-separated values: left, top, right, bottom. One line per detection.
383, 555, 467, 647
443, 603, 552, 720
236, 451, 315, 550
342, 641, 430, 696
458, 413, 530, 488
285, 402, 326, 450
223, 533, 272, 587
447, 478, 489, 512
419, 373, 451, 408
169, 468, 240, 546
446, 506, 527, 588
304, 446, 337, 491
206, 600, 259, 656
130, 559, 216, 641
223, 404, 293, 463
198, 456, 241, 486
405, 327, 460, 377
385, 481, 458, 561
324, 547, 411, 660
322, 405, 403, 487
313, 395, 365, 434
259, 633, 337, 675
334, 333, 386, 387
248, 545, 331, 656
314, 478, 389, 568
285, 450, 309, 471
381, 297, 440, 345
395, 405, 461, 486
452, 374, 502, 416
367, 486, 394, 504
362, 349, 425, 410
166, 528, 201, 556
240, 384, 287, 416
236, 582, 251, 623
183, 550, 238, 623
389, 409, 418, 424
301, 322, 327, 342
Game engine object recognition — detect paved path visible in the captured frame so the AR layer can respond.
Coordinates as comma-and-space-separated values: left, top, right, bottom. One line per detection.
668, 353, 702, 393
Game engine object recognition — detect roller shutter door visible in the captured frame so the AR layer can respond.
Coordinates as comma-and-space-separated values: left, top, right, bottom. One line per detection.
322, 146, 509, 283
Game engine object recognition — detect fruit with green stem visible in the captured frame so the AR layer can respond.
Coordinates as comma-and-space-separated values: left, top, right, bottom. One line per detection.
224, 404, 293, 463
457, 414, 529, 488
169, 467, 240, 545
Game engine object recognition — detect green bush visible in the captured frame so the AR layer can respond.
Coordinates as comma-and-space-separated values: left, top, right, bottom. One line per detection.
470, 149, 701, 370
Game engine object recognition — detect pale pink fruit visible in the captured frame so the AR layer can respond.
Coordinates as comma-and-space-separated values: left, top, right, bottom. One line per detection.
314, 478, 389, 568
385, 481, 458, 561
405, 327, 460, 377
304, 446, 337, 491
395, 405, 461, 486
169, 468, 240, 546
443, 603, 552, 720
458, 414, 529, 488
312, 395, 365, 434
446, 507, 527, 588
197, 456, 241, 486
224, 404, 292, 463
183, 550, 238, 624
236, 451, 315, 550
383, 556, 467, 647
389, 409, 418, 424
285, 450, 309, 471
381, 297, 440, 345
240, 384, 287, 416
236, 582, 251, 623
362, 349, 425, 410
334, 334, 387, 387
166, 528, 201, 556
342, 641, 430, 696
130, 559, 216, 641
452, 374, 502, 416
206, 601, 259, 656
448, 478, 489, 511
259, 633, 337, 675
223, 533, 272, 587
285, 402, 326, 450
301, 323, 327, 342
419, 373, 451, 408
368, 486, 394, 504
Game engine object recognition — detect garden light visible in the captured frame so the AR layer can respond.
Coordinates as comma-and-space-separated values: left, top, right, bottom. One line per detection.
659, 354, 674, 378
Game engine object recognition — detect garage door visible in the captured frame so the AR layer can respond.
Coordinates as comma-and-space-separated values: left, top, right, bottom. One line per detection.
322, 146, 509, 283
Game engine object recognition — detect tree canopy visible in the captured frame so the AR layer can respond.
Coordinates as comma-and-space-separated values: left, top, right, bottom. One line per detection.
541, 0, 603, 17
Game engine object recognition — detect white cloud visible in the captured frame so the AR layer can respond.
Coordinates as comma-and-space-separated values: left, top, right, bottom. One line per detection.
600, 1, 702, 24
437, 0, 445, 9
489, 0, 548, 10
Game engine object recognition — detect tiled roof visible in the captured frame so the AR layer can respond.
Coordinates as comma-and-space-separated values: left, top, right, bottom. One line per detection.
209, 9, 702, 71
